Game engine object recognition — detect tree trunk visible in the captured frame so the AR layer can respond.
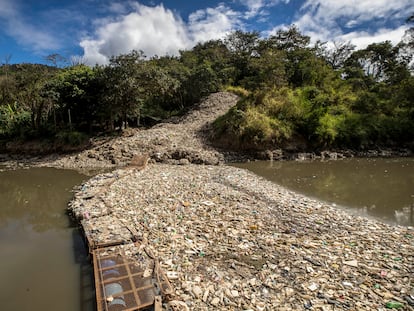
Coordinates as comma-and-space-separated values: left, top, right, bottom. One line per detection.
53, 106, 57, 132
68, 109, 72, 130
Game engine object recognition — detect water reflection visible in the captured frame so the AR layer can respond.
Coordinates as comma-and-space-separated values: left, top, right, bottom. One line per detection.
0, 168, 84, 231
233, 158, 414, 226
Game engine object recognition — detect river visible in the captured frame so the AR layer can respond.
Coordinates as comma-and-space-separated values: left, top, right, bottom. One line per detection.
0, 167, 95, 311
233, 157, 414, 227
0, 158, 413, 310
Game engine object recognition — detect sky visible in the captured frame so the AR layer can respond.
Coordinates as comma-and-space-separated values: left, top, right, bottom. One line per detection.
0, 0, 413, 65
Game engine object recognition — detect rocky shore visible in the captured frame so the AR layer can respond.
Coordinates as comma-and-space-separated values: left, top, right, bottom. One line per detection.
1, 92, 413, 310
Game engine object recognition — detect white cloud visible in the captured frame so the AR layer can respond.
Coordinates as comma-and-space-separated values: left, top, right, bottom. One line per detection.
188, 4, 241, 43
80, 3, 241, 65
239, 0, 287, 19
288, 0, 413, 48
339, 26, 409, 49
10, 19, 61, 51
107, 2, 130, 14
0, 0, 61, 53
240, 0, 266, 18
0, 0, 16, 17
301, 0, 413, 27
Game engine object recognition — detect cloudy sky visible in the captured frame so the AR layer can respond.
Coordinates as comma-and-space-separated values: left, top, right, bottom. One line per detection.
0, 0, 413, 65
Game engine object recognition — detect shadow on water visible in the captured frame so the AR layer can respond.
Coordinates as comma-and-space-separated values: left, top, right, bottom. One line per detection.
0, 167, 96, 311
71, 225, 97, 311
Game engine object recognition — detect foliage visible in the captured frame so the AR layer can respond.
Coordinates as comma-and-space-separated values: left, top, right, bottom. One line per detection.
0, 103, 31, 138
0, 25, 413, 151
54, 130, 89, 147
224, 85, 250, 97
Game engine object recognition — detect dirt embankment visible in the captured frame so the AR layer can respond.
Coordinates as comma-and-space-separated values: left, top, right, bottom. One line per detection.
22, 92, 238, 170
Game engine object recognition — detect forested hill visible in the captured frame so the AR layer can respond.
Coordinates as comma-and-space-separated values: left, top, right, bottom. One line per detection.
1, 25, 413, 153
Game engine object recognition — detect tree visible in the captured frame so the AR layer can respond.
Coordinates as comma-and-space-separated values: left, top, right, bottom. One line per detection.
345, 41, 410, 85
44, 54, 67, 68
53, 65, 97, 131
0, 54, 14, 105
268, 26, 318, 87
398, 13, 414, 72
269, 25, 310, 52
13, 65, 56, 132
103, 50, 179, 129
225, 30, 261, 84
322, 41, 355, 70
240, 45, 286, 90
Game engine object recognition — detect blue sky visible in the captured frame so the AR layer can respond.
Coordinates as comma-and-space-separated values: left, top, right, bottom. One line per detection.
0, 0, 413, 65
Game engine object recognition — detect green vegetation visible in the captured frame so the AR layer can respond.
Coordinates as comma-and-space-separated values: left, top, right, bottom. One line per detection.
1, 23, 413, 152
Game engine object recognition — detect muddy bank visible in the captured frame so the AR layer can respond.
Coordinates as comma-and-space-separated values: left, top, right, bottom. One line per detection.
69, 163, 414, 310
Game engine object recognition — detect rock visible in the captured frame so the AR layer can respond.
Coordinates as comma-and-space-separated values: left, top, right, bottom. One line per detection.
178, 158, 190, 165
308, 283, 318, 291
202, 289, 209, 302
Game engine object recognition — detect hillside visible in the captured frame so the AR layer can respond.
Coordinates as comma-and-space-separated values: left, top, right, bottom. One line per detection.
34, 92, 239, 170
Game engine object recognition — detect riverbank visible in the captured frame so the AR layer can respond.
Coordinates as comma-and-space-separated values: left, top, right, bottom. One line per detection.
0, 91, 412, 173
69, 163, 413, 310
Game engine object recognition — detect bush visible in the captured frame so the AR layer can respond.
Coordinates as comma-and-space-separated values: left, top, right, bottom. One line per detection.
224, 85, 250, 97
55, 130, 89, 147
212, 88, 297, 149
0, 103, 31, 139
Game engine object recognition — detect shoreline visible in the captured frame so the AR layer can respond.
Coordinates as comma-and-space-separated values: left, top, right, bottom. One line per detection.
0, 146, 412, 174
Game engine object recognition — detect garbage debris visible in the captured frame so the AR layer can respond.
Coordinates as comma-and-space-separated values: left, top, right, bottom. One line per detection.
69, 163, 414, 310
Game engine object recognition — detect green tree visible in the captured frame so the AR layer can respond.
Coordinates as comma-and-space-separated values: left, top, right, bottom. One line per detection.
103, 50, 179, 129
321, 41, 355, 70
225, 30, 261, 85
52, 64, 97, 131
13, 64, 56, 133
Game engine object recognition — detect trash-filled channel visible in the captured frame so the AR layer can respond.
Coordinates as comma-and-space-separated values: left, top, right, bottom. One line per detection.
69, 162, 413, 310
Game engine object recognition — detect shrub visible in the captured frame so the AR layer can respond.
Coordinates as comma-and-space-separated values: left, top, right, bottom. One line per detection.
224, 85, 250, 97
55, 130, 89, 147
0, 103, 31, 138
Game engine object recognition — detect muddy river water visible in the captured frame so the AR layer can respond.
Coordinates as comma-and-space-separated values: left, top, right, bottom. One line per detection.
0, 167, 95, 311
233, 157, 414, 227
